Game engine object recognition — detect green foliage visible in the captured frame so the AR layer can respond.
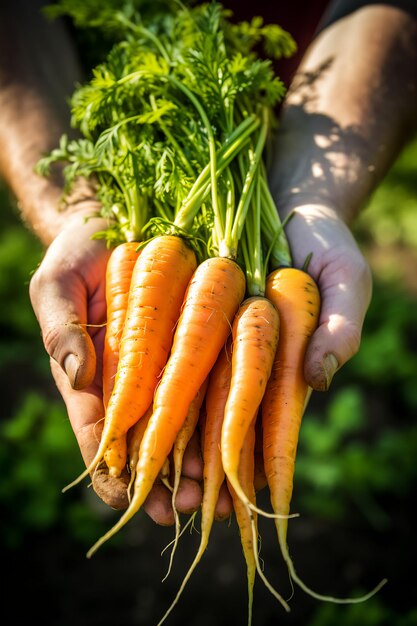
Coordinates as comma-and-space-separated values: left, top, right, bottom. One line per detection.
0, 193, 42, 339
0, 391, 106, 548
0, 392, 76, 541
38, 0, 295, 271
356, 138, 417, 251
309, 598, 417, 626
298, 346, 417, 527
350, 285, 417, 401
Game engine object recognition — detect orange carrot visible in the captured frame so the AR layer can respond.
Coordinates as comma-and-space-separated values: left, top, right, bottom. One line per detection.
156, 337, 234, 625
126, 405, 172, 499
226, 414, 258, 626
102, 241, 140, 406
226, 411, 290, 619
201, 338, 233, 531
86, 255, 246, 558
101, 241, 142, 478
253, 415, 267, 493
262, 267, 386, 603
219, 295, 291, 613
200, 339, 233, 530
126, 405, 153, 499
164, 377, 208, 580
221, 296, 279, 515
159, 457, 172, 493
63, 234, 197, 490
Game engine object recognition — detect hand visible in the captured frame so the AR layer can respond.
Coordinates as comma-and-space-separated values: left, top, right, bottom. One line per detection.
282, 204, 373, 391
28, 208, 205, 524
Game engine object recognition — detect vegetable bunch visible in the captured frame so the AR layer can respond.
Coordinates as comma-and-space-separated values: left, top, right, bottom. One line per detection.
38, 1, 386, 623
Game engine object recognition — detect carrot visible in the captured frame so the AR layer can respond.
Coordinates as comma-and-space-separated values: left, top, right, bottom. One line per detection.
226, 414, 258, 626
63, 234, 197, 490
164, 377, 208, 580
86, 255, 246, 557
262, 266, 387, 604
226, 411, 291, 618
102, 241, 140, 406
156, 337, 233, 626
253, 414, 267, 493
126, 405, 154, 499
127, 405, 172, 500
201, 338, 234, 532
219, 295, 291, 613
99, 241, 142, 478
221, 296, 280, 515
159, 457, 172, 493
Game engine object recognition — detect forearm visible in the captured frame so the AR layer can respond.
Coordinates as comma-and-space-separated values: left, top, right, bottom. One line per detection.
0, 0, 95, 245
270, 2, 417, 232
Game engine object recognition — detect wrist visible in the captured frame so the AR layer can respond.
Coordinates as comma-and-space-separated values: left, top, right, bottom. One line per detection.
18, 174, 102, 246
268, 117, 372, 228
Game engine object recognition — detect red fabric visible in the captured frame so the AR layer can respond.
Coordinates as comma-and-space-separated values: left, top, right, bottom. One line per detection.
222, 0, 331, 86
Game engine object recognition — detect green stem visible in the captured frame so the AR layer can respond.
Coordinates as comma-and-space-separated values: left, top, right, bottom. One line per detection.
115, 13, 172, 65
259, 169, 292, 268
166, 75, 221, 236
224, 107, 269, 259
174, 115, 260, 231
224, 168, 235, 249
241, 169, 265, 296
120, 132, 148, 240
153, 198, 175, 222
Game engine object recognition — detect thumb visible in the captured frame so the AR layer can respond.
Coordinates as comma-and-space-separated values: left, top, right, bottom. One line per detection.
49, 322, 96, 390
304, 252, 372, 391
30, 269, 96, 390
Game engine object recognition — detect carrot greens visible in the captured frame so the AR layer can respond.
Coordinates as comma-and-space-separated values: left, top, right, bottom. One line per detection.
38, 0, 295, 262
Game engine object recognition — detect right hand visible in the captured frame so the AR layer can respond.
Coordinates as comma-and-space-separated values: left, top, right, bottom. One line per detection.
281, 203, 373, 391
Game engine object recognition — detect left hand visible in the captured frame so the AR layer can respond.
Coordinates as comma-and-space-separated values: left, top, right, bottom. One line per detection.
29, 209, 205, 523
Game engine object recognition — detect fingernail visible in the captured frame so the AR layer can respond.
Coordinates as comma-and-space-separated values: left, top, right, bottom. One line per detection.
64, 353, 80, 388
323, 353, 339, 390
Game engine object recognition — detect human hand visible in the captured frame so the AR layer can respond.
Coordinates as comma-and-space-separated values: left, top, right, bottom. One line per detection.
281, 204, 373, 391
28, 208, 205, 524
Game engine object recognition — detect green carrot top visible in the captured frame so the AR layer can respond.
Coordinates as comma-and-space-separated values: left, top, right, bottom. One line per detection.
37, 0, 295, 266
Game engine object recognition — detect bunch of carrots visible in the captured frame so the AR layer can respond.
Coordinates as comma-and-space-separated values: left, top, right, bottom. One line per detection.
39, 1, 386, 623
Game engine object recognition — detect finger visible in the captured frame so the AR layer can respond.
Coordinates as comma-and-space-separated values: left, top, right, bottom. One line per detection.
30, 265, 96, 391
143, 482, 176, 526
51, 359, 130, 510
174, 476, 203, 515
181, 429, 204, 481
30, 263, 97, 389
51, 358, 103, 463
29, 220, 108, 390
305, 249, 372, 391
214, 481, 233, 521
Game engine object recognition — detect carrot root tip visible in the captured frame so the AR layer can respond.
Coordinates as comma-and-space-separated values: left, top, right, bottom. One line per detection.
279, 533, 388, 604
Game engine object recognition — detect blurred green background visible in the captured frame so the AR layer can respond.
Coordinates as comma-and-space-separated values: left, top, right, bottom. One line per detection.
1, 137, 417, 625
